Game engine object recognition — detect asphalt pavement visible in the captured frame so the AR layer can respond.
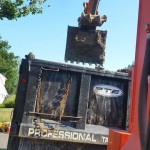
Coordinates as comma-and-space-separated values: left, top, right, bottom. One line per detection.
0, 133, 8, 149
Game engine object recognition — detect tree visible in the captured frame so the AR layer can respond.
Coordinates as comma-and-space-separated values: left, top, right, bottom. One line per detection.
0, 36, 19, 94
117, 62, 134, 73
0, 0, 50, 20
0, 1, 49, 92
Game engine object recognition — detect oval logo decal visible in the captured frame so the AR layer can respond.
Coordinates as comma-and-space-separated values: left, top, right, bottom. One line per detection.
93, 84, 123, 97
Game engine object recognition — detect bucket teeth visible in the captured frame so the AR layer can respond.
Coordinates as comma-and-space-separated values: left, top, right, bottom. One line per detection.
66, 60, 100, 67
65, 26, 107, 66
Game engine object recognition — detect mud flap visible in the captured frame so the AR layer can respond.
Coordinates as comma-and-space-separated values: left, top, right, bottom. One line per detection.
65, 26, 107, 65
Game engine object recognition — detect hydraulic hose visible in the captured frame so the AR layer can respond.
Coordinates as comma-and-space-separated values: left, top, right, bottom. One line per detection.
138, 33, 150, 150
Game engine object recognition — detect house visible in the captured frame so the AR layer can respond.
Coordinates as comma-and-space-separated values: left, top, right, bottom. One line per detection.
0, 73, 8, 104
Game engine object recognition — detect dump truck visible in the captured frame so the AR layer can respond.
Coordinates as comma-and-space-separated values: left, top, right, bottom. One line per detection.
7, 53, 130, 150
7, 1, 130, 149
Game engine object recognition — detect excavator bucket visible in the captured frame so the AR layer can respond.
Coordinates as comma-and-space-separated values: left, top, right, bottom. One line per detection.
65, 26, 107, 65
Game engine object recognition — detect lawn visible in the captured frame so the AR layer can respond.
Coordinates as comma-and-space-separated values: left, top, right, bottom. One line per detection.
0, 108, 13, 123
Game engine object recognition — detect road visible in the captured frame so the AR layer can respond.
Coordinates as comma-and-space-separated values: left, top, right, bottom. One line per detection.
0, 133, 9, 149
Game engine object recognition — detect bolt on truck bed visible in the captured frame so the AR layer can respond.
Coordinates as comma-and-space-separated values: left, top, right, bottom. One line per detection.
7, 53, 130, 150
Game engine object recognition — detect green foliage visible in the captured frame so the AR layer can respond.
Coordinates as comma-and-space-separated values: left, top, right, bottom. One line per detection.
0, 108, 13, 122
0, 37, 19, 94
2, 95, 16, 108
0, 103, 4, 108
117, 62, 134, 73
0, 0, 50, 20
125, 63, 134, 70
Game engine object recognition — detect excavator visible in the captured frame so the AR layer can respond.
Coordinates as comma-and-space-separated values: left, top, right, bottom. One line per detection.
6, 0, 150, 150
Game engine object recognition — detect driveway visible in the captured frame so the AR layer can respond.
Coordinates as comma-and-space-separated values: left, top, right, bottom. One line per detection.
0, 133, 9, 149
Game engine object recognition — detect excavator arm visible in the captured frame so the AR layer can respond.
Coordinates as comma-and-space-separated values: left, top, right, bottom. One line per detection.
64, 0, 107, 67
83, 0, 99, 15
78, 0, 106, 30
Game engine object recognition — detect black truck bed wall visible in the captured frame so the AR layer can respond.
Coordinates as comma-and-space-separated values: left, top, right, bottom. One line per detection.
7, 56, 130, 150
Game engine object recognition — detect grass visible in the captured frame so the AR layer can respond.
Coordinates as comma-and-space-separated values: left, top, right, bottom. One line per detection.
0, 108, 13, 123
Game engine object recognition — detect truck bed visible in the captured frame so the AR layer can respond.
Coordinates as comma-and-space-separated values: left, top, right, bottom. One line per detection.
7, 54, 130, 150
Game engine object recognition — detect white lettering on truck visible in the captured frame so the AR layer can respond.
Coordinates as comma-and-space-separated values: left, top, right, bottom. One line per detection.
27, 128, 102, 143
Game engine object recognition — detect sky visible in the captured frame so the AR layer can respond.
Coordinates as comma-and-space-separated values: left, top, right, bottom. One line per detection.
0, 0, 139, 71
